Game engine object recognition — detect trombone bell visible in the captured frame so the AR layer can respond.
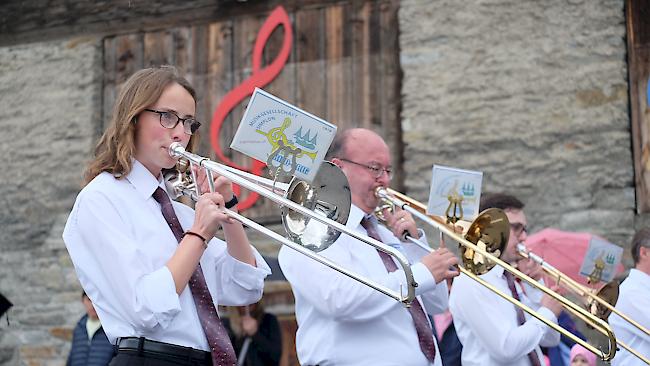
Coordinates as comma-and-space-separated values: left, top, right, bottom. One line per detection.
282, 161, 351, 252
588, 281, 619, 321
463, 208, 510, 275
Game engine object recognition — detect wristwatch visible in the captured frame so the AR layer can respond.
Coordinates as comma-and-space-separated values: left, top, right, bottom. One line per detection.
225, 195, 239, 209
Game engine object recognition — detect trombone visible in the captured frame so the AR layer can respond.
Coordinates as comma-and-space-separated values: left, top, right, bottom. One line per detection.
166, 143, 418, 305
374, 187, 618, 361
518, 244, 650, 364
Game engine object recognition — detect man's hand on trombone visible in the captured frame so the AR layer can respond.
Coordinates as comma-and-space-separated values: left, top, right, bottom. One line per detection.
421, 248, 460, 284
516, 258, 544, 281
381, 207, 420, 239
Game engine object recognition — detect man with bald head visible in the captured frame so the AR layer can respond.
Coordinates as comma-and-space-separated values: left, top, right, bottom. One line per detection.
279, 128, 459, 366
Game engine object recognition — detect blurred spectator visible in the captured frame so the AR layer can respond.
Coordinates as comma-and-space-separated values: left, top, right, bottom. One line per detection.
223, 300, 282, 366
67, 291, 115, 366
568, 344, 596, 366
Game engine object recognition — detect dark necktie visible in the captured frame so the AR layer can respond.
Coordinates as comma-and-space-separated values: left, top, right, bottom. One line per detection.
504, 271, 542, 366
152, 187, 237, 366
360, 217, 436, 363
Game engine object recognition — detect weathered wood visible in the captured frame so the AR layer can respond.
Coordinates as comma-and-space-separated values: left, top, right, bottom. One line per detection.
102, 34, 144, 129
0, 0, 353, 46
144, 31, 173, 67
296, 8, 327, 119
379, 0, 403, 189
627, 0, 650, 213
101, 0, 402, 220
325, 4, 347, 125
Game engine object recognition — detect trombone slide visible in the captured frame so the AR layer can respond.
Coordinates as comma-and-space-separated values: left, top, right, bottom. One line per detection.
167, 143, 418, 305
375, 188, 617, 361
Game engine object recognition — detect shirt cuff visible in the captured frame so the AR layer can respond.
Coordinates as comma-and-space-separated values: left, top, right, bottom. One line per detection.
229, 250, 271, 290
139, 266, 182, 329
410, 262, 437, 296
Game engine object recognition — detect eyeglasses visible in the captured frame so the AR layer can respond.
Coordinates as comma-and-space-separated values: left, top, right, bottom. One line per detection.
339, 158, 393, 179
510, 222, 528, 236
144, 109, 201, 135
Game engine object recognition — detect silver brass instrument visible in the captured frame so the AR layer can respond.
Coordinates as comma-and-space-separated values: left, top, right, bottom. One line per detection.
166, 143, 417, 305
373, 187, 618, 361
518, 244, 650, 364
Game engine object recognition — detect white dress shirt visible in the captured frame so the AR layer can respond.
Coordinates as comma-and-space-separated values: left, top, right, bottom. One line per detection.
449, 265, 560, 366
610, 268, 650, 366
63, 160, 271, 351
278, 204, 448, 366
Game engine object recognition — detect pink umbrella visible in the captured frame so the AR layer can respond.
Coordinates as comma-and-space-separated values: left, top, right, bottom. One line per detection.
524, 228, 625, 291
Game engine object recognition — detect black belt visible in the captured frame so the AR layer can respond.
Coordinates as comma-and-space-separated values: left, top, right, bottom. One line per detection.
117, 337, 211, 363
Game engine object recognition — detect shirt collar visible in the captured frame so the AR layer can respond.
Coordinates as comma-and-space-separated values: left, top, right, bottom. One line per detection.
348, 204, 372, 228
486, 263, 506, 279
125, 159, 166, 200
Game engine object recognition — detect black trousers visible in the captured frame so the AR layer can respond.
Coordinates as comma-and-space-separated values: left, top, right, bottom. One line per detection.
109, 338, 212, 366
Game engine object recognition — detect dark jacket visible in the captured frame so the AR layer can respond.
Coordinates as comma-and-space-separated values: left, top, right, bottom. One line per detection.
223, 313, 283, 366
67, 315, 115, 366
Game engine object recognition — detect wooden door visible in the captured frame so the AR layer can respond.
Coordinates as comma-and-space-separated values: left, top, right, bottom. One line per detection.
102, 0, 402, 221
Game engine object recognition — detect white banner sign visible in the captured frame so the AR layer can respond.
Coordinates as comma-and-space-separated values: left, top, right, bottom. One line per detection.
579, 236, 623, 283
230, 88, 337, 182
427, 165, 483, 221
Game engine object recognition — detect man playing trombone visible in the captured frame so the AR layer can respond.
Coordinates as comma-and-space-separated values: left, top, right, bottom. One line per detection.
449, 193, 563, 366
610, 228, 650, 366
279, 128, 459, 366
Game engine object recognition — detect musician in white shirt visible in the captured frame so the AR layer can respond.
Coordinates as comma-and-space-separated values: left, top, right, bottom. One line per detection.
63, 66, 270, 366
279, 128, 460, 366
449, 193, 563, 366
610, 228, 650, 366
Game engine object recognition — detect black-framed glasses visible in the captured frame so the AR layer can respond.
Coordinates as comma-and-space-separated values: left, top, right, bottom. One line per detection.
144, 109, 201, 135
339, 158, 393, 179
510, 222, 528, 236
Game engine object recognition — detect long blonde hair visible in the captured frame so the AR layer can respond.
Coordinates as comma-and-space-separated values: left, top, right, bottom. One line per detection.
84, 65, 198, 185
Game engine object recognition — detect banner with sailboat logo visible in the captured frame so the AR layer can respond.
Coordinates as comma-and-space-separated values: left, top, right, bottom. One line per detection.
231, 88, 337, 182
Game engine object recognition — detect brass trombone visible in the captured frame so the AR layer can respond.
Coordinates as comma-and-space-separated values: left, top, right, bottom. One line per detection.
166, 143, 417, 305
518, 244, 650, 364
374, 187, 617, 361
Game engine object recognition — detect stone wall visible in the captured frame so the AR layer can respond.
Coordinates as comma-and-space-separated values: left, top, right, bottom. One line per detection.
0, 0, 641, 365
0, 38, 103, 365
400, 0, 636, 262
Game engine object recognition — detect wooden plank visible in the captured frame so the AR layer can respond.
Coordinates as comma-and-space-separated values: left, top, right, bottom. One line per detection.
171, 27, 194, 76
188, 24, 211, 158
205, 20, 234, 162
102, 33, 144, 131
367, 0, 381, 129
628, 0, 650, 213
295, 7, 327, 119
144, 30, 173, 67
325, 4, 346, 126
378, 0, 403, 189
0, 0, 359, 46
349, 1, 371, 129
